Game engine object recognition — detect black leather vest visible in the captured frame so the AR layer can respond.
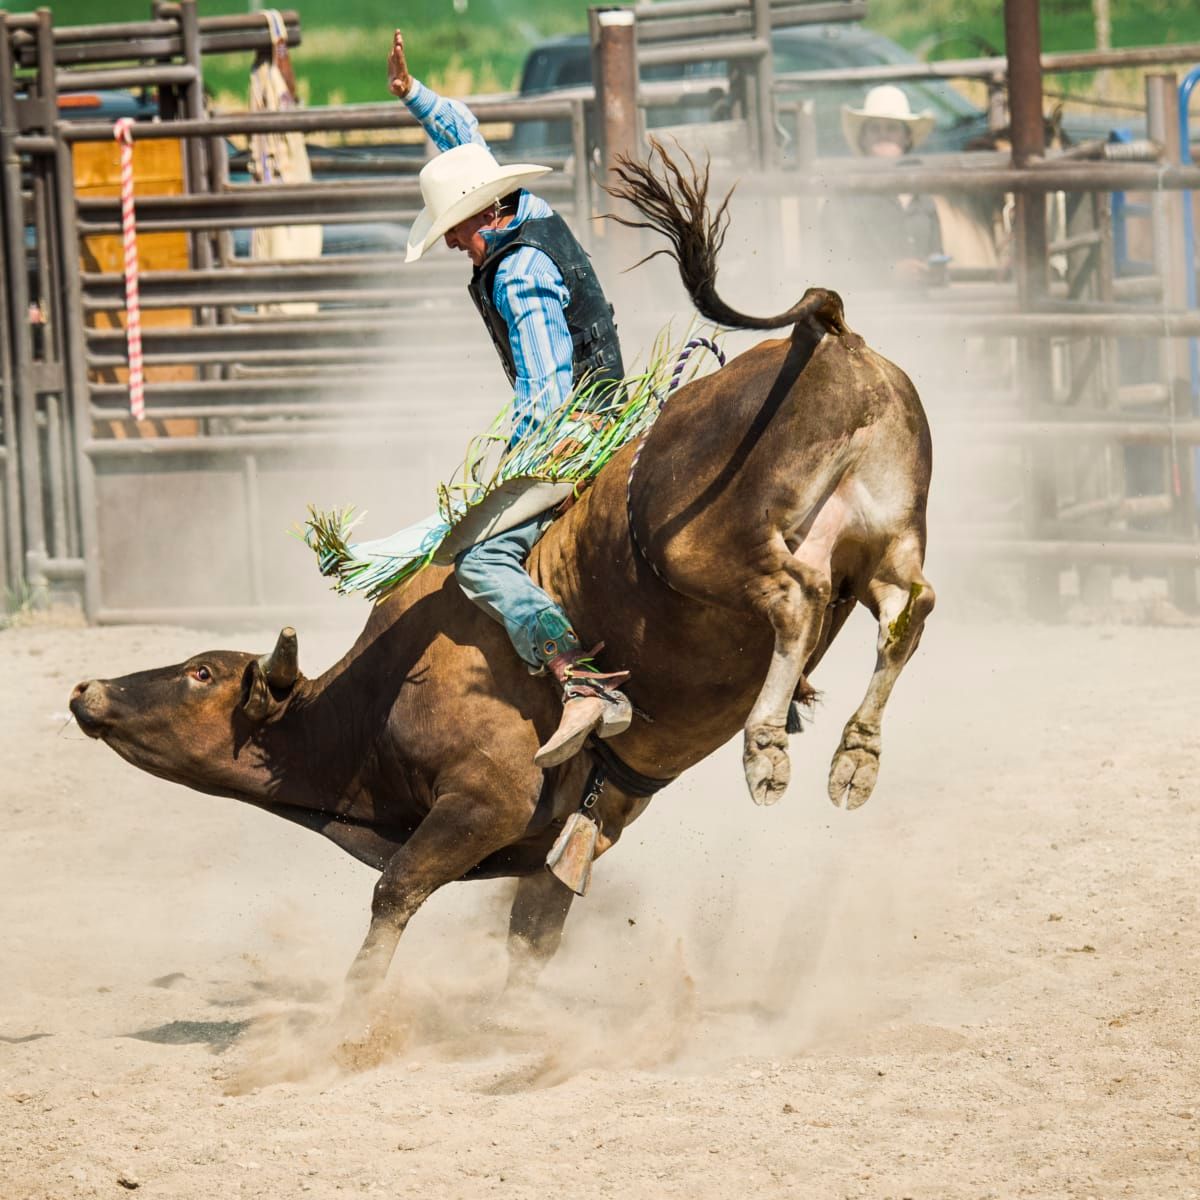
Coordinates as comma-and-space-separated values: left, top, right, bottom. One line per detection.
467, 210, 625, 395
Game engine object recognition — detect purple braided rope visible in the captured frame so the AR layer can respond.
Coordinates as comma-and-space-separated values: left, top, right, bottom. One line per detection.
668, 336, 727, 395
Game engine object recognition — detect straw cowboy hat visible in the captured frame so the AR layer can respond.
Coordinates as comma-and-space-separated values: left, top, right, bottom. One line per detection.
406, 143, 551, 262
841, 84, 935, 154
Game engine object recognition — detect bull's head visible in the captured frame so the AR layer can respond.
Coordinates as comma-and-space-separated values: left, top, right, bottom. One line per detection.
69, 627, 303, 797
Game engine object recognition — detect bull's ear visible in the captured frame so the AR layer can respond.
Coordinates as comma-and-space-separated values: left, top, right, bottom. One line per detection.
242, 628, 301, 723
243, 660, 274, 722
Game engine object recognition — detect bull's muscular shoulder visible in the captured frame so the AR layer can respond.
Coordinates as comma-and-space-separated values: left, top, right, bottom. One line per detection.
342, 564, 553, 789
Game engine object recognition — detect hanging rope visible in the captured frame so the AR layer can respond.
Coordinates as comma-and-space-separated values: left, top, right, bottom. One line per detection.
113, 118, 145, 421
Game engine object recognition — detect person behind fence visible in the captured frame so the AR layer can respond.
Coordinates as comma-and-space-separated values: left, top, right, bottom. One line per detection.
388, 30, 631, 769
821, 85, 947, 287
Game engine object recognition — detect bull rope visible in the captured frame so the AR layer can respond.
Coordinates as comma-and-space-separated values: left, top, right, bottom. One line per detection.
625, 336, 726, 588
113, 118, 145, 421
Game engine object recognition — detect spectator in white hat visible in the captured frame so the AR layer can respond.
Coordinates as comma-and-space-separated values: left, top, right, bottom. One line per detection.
823, 84, 945, 287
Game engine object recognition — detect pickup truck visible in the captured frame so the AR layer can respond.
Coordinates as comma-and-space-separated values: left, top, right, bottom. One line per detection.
513, 22, 1128, 160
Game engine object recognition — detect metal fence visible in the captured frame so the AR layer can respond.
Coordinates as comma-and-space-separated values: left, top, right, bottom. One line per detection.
1, 0, 1198, 621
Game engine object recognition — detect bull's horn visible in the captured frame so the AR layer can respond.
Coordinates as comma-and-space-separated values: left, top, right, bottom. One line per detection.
259, 627, 299, 689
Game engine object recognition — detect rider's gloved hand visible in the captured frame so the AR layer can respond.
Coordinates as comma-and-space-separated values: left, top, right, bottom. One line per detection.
387, 30, 413, 99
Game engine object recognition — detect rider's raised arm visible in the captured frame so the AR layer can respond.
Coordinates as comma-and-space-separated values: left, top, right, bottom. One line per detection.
389, 30, 487, 153
403, 81, 487, 152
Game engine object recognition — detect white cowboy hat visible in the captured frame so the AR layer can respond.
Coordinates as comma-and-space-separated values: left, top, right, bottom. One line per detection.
405, 143, 552, 263
841, 84, 936, 154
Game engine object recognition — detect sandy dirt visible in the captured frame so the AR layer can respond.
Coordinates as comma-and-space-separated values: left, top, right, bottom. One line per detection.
1, 611, 1197, 1200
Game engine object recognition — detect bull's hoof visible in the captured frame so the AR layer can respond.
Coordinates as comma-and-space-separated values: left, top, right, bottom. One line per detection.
828, 720, 881, 809
743, 724, 790, 806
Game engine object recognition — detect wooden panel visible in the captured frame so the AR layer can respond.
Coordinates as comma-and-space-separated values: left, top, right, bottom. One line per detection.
74, 138, 198, 438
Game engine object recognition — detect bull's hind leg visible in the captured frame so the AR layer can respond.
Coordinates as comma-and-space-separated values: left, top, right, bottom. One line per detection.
829, 539, 934, 809
743, 532, 833, 806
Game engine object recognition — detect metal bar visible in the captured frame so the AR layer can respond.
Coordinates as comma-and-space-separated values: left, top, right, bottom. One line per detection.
0, 21, 47, 595
85, 431, 428, 457
768, 2, 866, 27
242, 454, 265, 607
639, 36, 769, 68
62, 98, 577, 142
0, 69, 21, 596
772, 41, 1200, 88
82, 287, 446, 310
87, 346, 460, 368
571, 98, 591, 234
12, 18, 179, 41
1005, 0, 1055, 619
12, 134, 55, 154
85, 315, 458, 349
1146, 72, 1198, 607
44, 393, 67, 559
951, 538, 1200, 565
89, 401, 487, 422
55, 65, 198, 92
82, 261, 458, 290
762, 161, 1200, 194
593, 7, 640, 180
39, 555, 84, 579
88, 375, 488, 403
961, 420, 1200, 444
16, 31, 299, 68
751, 0, 775, 170
53, 135, 101, 619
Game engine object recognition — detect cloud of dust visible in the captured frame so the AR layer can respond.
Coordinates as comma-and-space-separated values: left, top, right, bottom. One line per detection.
212, 603, 964, 1097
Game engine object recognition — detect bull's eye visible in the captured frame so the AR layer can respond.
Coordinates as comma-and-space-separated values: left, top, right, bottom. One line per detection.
191, 666, 213, 683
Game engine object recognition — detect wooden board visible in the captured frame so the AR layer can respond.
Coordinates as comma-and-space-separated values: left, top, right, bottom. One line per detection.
74, 137, 198, 438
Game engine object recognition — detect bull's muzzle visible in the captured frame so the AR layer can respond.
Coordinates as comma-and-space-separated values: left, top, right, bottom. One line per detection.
69, 680, 109, 739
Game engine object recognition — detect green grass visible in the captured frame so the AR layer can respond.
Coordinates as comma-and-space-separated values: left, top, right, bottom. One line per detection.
14, 0, 1200, 107
16, 1, 585, 104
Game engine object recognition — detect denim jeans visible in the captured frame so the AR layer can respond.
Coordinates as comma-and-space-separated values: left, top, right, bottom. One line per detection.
454, 512, 576, 669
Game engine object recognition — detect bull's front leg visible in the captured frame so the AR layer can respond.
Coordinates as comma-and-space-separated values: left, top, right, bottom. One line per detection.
503, 870, 576, 994
340, 791, 526, 1023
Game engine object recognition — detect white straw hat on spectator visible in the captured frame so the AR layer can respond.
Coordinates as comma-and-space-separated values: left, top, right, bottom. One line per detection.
406, 143, 551, 262
841, 85, 935, 154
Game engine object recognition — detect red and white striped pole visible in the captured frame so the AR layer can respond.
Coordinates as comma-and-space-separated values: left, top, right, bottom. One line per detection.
113, 117, 145, 420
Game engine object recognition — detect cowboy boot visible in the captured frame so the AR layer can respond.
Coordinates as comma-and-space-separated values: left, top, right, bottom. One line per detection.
534, 645, 632, 769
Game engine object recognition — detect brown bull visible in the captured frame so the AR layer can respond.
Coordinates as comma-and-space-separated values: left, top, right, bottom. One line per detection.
69, 147, 933, 1013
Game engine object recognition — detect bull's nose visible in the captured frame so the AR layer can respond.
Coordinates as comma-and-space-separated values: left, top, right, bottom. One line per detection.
69, 680, 107, 738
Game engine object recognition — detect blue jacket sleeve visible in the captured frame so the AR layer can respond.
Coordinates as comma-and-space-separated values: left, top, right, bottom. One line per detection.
493, 248, 575, 443
403, 79, 488, 152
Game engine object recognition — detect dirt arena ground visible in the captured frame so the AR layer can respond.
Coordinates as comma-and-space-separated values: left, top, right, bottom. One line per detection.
1, 610, 1197, 1199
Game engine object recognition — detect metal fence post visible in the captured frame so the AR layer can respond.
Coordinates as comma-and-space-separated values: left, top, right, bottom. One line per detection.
53, 134, 101, 620
751, 0, 775, 171
0, 13, 48, 601
591, 7, 639, 182
0, 21, 19, 598
590, 6, 640, 270
1005, 0, 1058, 619
1146, 71, 1198, 608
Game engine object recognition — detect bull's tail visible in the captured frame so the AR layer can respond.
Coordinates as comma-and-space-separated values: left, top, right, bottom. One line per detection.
606, 138, 846, 336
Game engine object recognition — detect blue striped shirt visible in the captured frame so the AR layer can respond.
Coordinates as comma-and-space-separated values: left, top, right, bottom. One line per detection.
405, 80, 575, 442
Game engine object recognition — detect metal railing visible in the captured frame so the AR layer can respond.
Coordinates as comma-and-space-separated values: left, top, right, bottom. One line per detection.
2, 0, 1199, 621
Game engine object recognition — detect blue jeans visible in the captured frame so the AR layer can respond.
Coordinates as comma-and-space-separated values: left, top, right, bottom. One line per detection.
454, 513, 576, 669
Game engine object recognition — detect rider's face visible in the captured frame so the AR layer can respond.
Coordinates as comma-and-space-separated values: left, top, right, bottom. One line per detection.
445, 209, 501, 266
